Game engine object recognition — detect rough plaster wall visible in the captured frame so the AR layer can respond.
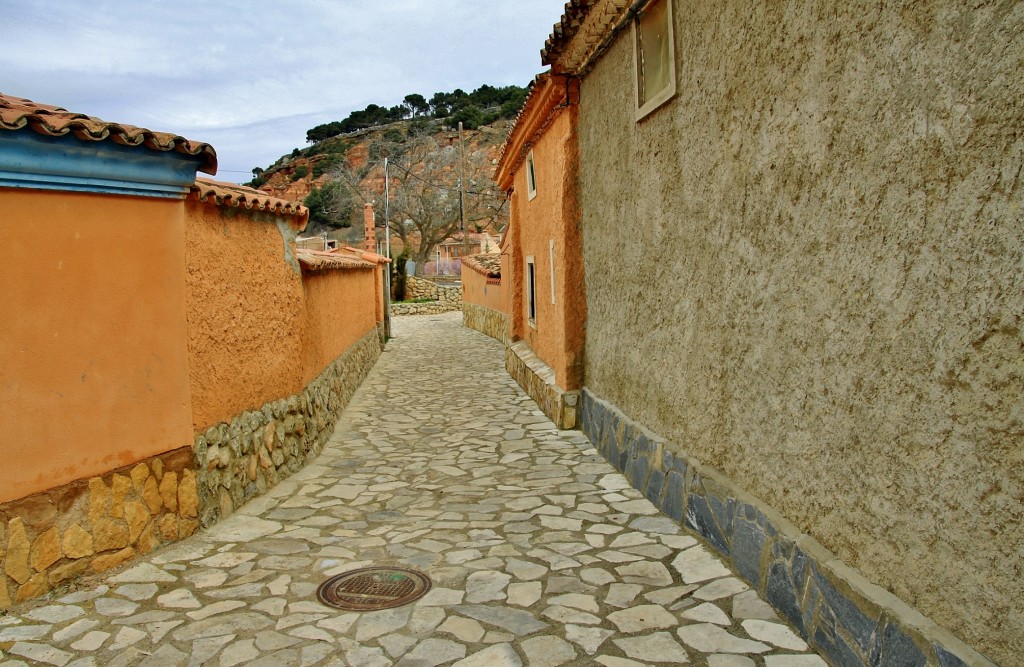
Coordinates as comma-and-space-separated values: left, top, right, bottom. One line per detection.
301, 268, 378, 383
461, 268, 505, 313
578, 1, 1023, 662
184, 203, 306, 434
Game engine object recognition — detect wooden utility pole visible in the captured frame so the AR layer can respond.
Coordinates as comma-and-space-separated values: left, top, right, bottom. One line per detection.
458, 121, 469, 257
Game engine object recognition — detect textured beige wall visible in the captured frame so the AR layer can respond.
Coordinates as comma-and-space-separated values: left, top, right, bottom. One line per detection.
577, 1, 1023, 662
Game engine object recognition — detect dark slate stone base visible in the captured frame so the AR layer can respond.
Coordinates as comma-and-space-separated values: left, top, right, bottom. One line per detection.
578, 388, 995, 667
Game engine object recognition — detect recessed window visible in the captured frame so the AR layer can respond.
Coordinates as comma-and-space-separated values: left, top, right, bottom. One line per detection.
526, 255, 537, 327
526, 151, 537, 201
633, 0, 676, 120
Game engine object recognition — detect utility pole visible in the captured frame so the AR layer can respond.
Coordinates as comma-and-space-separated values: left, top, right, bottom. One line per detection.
458, 121, 469, 258
383, 157, 392, 338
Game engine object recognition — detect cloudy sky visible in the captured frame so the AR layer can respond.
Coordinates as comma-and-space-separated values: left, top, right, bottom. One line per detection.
0, 0, 563, 183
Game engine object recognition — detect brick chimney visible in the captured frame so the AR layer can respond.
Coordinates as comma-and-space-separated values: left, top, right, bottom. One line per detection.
363, 203, 375, 253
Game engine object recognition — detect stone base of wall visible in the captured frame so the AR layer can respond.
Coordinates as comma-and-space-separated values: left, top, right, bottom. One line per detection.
462, 303, 508, 343
391, 301, 459, 316
194, 327, 383, 527
506, 341, 579, 430
0, 449, 199, 609
579, 389, 994, 667
405, 276, 461, 309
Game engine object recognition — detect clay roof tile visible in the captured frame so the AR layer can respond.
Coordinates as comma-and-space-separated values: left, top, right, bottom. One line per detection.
0, 93, 218, 174
189, 178, 308, 223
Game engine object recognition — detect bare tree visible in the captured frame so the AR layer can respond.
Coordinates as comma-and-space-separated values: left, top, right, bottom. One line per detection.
329, 131, 506, 274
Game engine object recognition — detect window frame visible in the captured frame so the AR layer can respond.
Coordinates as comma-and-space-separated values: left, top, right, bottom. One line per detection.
632, 0, 677, 122
526, 255, 537, 328
526, 150, 538, 201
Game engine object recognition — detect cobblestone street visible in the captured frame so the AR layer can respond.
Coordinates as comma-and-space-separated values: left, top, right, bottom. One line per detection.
0, 313, 828, 667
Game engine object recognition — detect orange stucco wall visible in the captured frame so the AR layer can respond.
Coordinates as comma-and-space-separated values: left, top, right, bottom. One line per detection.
0, 189, 194, 503
183, 201, 307, 433
508, 108, 585, 391
301, 267, 379, 382
461, 266, 506, 314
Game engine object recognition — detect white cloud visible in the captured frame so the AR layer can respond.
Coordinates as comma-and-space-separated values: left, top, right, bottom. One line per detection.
0, 0, 560, 180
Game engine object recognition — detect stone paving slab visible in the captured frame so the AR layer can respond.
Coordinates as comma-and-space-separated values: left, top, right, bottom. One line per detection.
0, 313, 828, 666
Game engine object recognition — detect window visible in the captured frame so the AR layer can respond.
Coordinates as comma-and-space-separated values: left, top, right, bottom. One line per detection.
633, 0, 676, 120
526, 150, 537, 200
526, 255, 537, 327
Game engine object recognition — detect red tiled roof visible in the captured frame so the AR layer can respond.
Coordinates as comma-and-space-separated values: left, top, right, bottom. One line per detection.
462, 252, 502, 279
190, 178, 308, 221
296, 248, 376, 271
0, 93, 217, 175
540, 0, 631, 74
337, 246, 391, 265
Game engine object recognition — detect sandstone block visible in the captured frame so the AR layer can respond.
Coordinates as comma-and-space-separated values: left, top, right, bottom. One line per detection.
159, 471, 178, 512
91, 547, 134, 573
178, 470, 198, 519
62, 524, 95, 559
178, 518, 198, 540
137, 523, 160, 555
130, 463, 150, 492
258, 447, 273, 469
0, 574, 10, 608
93, 518, 129, 552
88, 477, 111, 525
142, 476, 163, 514
30, 526, 62, 572
219, 489, 233, 518
48, 558, 89, 586
159, 514, 178, 542
264, 421, 277, 450
151, 457, 164, 481
110, 474, 132, 519
248, 454, 258, 481
124, 501, 150, 543
4, 517, 32, 585
15, 572, 49, 602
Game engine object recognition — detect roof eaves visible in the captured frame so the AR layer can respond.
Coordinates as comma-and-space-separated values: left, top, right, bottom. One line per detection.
0, 93, 217, 175
189, 178, 309, 228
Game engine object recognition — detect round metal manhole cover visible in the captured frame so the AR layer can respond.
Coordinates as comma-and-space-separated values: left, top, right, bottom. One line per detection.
317, 566, 432, 611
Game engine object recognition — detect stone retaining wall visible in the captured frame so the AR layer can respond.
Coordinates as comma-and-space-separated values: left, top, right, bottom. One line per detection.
0, 449, 199, 608
194, 326, 383, 526
406, 276, 461, 309
506, 341, 579, 430
462, 303, 508, 343
390, 302, 458, 316
579, 388, 993, 667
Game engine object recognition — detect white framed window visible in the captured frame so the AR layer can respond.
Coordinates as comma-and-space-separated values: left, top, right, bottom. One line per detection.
633, 0, 676, 121
526, 255, 537, 328
526, 150, 537, 200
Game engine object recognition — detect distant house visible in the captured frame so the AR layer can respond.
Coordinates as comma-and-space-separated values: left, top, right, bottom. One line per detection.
0, 93, 387, 607
541, 1, 1020, 665
493, 72, 584, 429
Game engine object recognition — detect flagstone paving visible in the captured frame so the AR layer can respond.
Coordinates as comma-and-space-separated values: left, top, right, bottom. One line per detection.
0, 312, 829, 666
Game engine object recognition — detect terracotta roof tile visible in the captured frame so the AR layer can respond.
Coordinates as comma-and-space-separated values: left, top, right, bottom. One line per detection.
190, 178, 308, 222
462, 252, 502, 279
337, 246, 391, 265
0, 93, 217, 174
296, 248, 376, 271
541, 0, 631, 74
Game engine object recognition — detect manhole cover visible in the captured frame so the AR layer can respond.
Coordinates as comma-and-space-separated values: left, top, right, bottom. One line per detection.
317, 566, 431, 611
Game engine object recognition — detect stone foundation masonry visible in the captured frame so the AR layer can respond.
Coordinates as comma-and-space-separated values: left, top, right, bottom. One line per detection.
0, 325, 383, 609
579, 389, 995, 667
506, 340, 579, 430
0, 449, 199, 610
462, 302, 508, 343
194, 326, 383, 526
390, 301, 459, 316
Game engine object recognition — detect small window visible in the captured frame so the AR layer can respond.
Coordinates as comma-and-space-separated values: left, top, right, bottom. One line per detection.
526, 151, 537, 200
633, 0, 676, 120
526, 255, 537, 327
